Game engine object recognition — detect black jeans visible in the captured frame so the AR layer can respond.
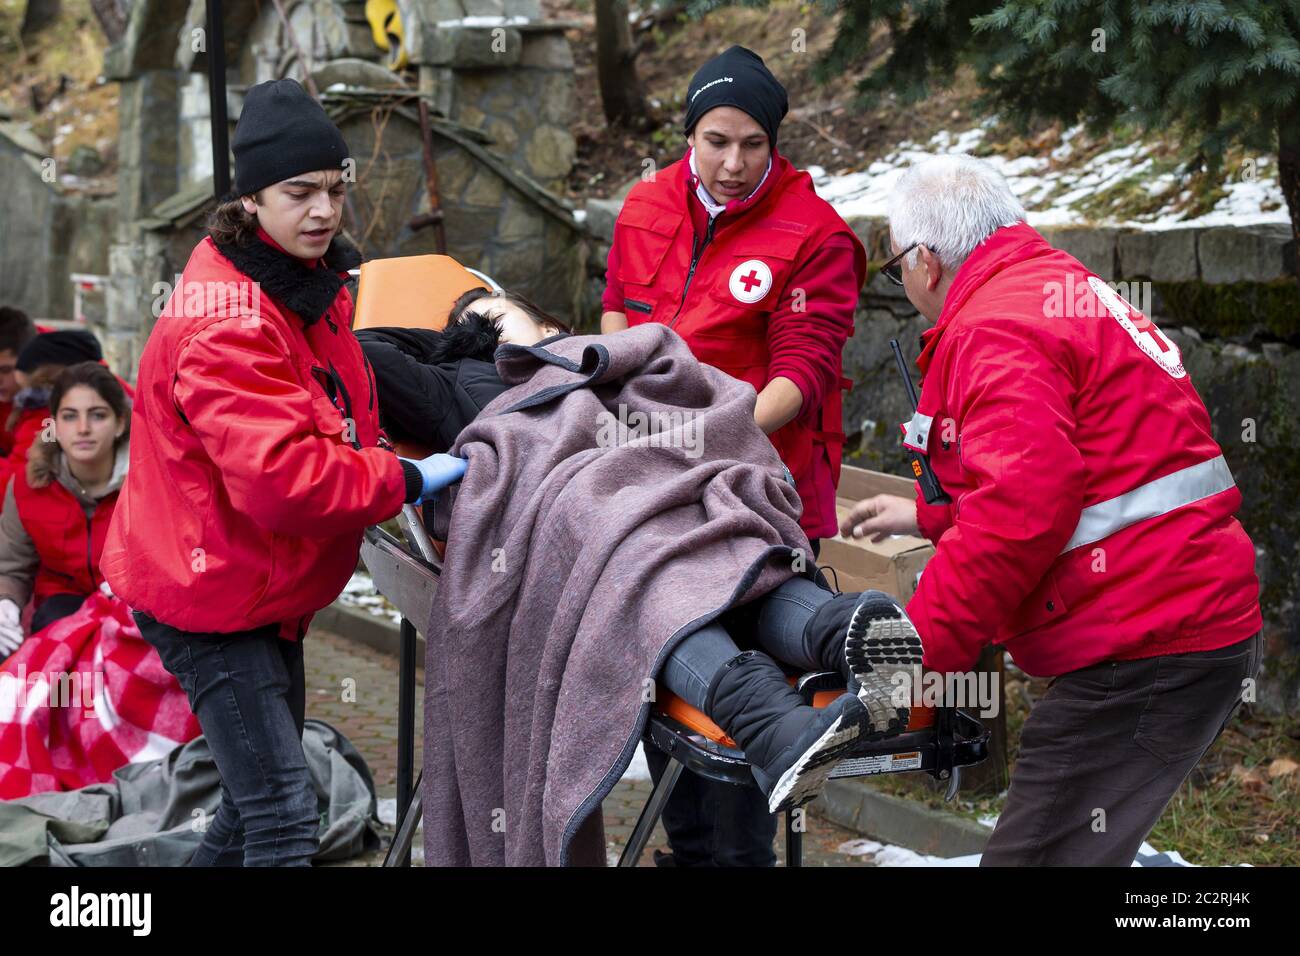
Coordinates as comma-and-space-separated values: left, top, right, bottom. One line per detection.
646, 537, 823, 867
134, 611, 319, 866
981, 631, 1262, 866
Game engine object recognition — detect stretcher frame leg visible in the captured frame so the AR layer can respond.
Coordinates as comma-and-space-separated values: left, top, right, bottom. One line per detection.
390, 615, 418, 867
383, 770, 423, 867
786, 812, 802, 868
381, 503, 436, 867
617, 752, 805, 868
618, 756, 685, 867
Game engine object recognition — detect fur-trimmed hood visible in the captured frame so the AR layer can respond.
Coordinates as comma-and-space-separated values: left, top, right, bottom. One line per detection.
355, 308, 505, 367
27, 436, 130, 505
428, 308, 503, 364
211, 233, 362, 329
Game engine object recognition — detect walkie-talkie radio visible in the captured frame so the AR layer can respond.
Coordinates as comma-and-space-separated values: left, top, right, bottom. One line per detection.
890, 339, 951, 505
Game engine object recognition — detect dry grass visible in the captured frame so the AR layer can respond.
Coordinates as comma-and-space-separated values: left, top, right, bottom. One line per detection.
856, 675, 1299, 866
0, 0, 118, 176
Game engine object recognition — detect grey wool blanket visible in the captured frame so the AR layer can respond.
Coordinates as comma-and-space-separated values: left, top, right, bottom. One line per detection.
421, 323, 812, 866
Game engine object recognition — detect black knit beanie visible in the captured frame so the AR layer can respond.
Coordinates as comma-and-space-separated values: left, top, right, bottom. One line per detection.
232, 79, 351, 196
683, 45, 788, 147
16, 329, 103, 372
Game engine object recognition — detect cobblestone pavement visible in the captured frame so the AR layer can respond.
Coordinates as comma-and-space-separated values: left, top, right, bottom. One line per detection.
305, 622, 877, 867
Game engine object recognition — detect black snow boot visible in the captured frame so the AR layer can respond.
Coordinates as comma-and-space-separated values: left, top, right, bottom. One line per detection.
802, 590, 924, 735
706, 650, 871, 814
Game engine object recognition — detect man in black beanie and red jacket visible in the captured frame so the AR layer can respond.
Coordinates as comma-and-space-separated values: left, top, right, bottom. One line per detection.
601, 46, 868, 866
102, 78, 464, 866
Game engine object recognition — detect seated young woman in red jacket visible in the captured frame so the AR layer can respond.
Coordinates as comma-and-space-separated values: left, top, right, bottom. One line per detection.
362, 290, 926, 816
0, 362, 129, 661
0, 329, 132, 502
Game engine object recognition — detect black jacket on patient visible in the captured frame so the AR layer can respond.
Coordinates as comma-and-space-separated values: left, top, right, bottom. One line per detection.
357, 310, 511, 452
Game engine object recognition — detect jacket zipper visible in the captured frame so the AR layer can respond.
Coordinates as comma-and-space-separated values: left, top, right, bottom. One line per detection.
666, 214, 718, 331
327, 360, 362, 450
310, 362, 361, 450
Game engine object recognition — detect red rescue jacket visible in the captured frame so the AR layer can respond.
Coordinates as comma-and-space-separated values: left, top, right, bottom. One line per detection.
604, 147, 867, 539
12, 448, 118, 607
905, 222, 1261, 677
0, 323, 54, 456
102, 231, 407, 639
0, 410, 46, 500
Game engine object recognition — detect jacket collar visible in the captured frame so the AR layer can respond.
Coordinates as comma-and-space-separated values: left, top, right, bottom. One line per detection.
29, 438, 130, 504
687, 147, 773, 218
211, 228, 362, 329
916, 221, 1049, 374
682, 145, 788, 231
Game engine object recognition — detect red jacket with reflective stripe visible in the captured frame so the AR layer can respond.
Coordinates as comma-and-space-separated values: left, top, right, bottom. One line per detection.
14, 466, 115, 607
101, 235, 407, 639
603, 148, 867, 539
907, 222, 1260, 677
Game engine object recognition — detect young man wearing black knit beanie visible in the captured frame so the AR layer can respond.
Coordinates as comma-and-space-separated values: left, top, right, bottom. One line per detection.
601, 46, 876, 866
102, 78, 465, 866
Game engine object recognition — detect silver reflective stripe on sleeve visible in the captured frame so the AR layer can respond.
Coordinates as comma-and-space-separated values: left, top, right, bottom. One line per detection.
1060, 454, 1236, 554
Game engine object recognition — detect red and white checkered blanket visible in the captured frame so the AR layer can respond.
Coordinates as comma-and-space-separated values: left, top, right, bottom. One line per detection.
0, 590, 201, 798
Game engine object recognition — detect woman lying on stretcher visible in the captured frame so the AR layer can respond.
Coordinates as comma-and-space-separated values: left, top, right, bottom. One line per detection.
360, 292, 925, 814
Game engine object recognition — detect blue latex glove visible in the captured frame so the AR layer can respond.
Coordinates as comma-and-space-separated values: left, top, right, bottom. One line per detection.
401, 452, 468, 500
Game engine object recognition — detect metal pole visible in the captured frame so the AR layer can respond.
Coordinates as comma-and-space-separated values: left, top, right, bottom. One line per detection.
618, 758, 683, 867
395, 616, 417, 866
786, 811, 803, 867
205, 0, 230, 198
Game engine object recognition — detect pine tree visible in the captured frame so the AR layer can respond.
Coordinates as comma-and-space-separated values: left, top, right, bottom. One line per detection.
690, 0, 1300, 274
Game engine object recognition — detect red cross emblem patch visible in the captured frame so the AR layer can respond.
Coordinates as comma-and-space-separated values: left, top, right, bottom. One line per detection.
728, 259, 773, 304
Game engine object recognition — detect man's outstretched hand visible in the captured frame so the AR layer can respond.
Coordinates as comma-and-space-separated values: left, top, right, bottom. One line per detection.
840, 493, 919, 543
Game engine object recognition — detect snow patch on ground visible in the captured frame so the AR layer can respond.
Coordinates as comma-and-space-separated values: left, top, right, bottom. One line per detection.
619, 743, 652, 782
836, 837, 977, 865
339, 571, 402, 625
435, 15, 530, 27
808, 124, 1287, 231
375, 797, 424, 865
834, 836, 1205, 867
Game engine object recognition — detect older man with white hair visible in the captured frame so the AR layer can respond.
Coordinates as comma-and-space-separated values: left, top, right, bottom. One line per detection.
841, 154, 1262, 866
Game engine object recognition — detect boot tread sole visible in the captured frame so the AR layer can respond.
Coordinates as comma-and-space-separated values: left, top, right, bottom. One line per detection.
766, 705, 869, 814
844, 599, 925, 736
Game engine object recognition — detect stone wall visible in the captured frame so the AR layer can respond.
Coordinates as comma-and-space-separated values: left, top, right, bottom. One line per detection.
398, 0, 575, 194
0, 124, 116, 320
330, 98, 585, 316
97, 0, 588, 364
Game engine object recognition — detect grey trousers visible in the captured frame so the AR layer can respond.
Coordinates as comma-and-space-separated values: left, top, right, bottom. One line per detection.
980, 631, 1262, 866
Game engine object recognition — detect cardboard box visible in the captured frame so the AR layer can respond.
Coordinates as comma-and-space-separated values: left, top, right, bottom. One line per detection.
817, 465, 934, 603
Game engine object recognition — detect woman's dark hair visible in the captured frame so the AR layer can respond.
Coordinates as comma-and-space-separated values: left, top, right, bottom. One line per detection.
49, 362, 131, 444
207, 194, 261, 247
448, 287, 572, 336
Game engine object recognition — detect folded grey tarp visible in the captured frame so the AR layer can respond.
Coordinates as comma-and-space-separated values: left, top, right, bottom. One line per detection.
0, 719, 381, 866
